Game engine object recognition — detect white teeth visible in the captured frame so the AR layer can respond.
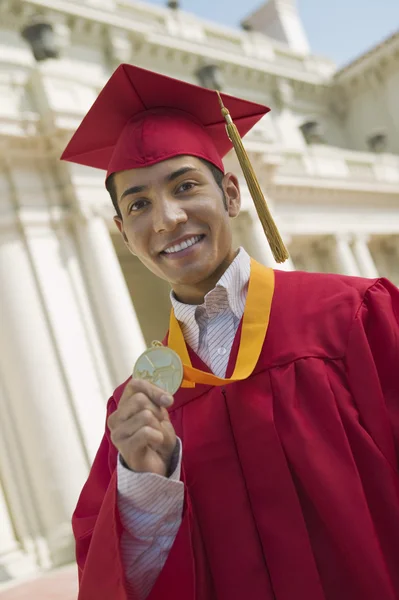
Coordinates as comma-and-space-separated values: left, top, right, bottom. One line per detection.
164, 235, 202, 254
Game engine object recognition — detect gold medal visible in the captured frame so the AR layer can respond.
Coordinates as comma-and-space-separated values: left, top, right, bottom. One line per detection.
133, 341, 183, 395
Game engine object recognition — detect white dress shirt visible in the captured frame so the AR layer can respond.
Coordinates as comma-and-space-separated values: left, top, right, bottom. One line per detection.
117, 248, 251, 600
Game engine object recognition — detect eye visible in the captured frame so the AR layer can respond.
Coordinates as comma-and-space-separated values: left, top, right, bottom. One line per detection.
128, 199, 149, 213
176, 181, 196, 194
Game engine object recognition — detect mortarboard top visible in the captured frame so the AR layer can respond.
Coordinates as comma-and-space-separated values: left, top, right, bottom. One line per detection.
60, 63, 269, 179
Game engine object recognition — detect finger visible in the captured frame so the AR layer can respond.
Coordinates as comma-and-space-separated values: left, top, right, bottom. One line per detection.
115, 392, 164, 423
110, 381, 174, 431
160, 407, 171, 422
125, 426, 165, 454
108, 398, 162, 431
110, 409, 162, 445
127, 379, 174, 408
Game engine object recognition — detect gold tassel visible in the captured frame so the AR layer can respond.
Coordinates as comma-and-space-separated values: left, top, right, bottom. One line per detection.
216, 92, 289, 264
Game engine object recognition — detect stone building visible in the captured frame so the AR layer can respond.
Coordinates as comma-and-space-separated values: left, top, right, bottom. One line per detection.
0, 0, 398, 585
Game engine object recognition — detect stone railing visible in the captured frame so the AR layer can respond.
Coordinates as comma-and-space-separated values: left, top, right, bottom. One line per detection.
273, 145, 399, 186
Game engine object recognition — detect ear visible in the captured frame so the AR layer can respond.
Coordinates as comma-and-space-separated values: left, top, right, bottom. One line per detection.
222, 173, 241, 218
113, 216, 136, 256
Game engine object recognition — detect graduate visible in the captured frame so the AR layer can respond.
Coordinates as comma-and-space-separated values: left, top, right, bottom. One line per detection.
62, 64, 399, 600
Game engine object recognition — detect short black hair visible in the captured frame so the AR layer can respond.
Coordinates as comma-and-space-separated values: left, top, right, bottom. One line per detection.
106, 157, 225, 219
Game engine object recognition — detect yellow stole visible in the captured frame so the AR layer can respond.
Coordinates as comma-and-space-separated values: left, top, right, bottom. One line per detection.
167, 259, 274, 388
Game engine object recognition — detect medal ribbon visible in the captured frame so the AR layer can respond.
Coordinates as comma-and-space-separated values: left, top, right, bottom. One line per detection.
168, 258, 274, 388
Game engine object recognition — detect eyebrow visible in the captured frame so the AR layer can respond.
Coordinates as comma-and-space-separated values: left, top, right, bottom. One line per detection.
119, 166, 200, 204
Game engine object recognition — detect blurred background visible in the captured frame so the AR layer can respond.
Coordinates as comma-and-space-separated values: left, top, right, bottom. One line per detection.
0, 0, 398, 597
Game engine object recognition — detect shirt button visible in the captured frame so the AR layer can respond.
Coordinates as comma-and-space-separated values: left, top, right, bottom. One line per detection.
217, 347, 227, 356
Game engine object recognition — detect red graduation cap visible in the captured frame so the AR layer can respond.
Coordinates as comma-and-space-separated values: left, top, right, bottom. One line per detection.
61, 64, 288, 263
61, 63, 268, 179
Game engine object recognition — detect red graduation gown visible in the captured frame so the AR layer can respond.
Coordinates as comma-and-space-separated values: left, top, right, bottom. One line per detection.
73, 270, 399, 600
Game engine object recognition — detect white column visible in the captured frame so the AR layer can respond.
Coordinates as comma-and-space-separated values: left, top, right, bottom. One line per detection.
245, 211, 295, 271
0, 476, 22, 580
0, 372, 50, 574
0, 224, 89, 568
334, 234, 361, 276
74, 212, 146, 384
0, 478, 37, 580
302, 239, 324, 273
352, 235, 379, 278
20, 213, 114, 463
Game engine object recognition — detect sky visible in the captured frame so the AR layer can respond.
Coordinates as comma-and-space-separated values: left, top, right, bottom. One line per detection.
144, 0, 399, 66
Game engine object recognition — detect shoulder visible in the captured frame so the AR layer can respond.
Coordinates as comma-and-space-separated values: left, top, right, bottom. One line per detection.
274, 269, 378, 310
266, 269, 380, 361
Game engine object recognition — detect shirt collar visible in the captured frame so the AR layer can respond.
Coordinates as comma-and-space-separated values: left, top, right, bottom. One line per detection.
171, 247, 251, 327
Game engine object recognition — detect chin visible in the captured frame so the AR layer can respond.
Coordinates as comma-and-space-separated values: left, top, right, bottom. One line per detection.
169, 263, 214, 286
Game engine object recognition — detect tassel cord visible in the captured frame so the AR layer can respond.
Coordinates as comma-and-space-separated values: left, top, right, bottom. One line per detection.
217, 93, 289, 263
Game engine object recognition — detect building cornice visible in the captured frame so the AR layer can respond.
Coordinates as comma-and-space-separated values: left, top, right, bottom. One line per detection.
2, 0, 336, 90
334, 30, 399, 88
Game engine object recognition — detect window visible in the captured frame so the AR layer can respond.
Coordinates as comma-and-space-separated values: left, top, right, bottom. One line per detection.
300, 120, 325, 145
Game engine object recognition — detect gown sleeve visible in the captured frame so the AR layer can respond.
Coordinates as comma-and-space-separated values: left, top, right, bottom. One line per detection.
345, 278, 399, 468
72, 397, 202, 600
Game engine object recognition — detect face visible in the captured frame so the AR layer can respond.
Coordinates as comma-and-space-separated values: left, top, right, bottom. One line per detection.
113, 156, 241, 303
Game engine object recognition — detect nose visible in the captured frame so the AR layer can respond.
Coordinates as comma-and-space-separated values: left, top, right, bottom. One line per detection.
152, 197, 188, 233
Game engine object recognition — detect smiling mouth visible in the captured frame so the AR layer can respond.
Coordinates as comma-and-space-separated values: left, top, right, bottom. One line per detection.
161, 235, 205, 256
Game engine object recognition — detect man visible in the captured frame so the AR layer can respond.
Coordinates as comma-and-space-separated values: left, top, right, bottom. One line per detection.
62, 64, 399, 600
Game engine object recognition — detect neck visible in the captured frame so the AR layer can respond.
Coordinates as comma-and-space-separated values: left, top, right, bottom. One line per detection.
172, 249, 238, 305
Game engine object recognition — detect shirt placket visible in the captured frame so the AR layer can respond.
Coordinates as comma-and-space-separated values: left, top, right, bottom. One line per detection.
208, 310, 235, 377
204, 290, 234, 378
195, 306, 210, 369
